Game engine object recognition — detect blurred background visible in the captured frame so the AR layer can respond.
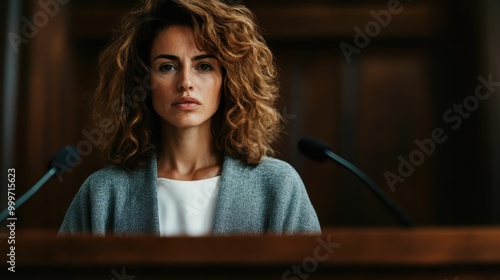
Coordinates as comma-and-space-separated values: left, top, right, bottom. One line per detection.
0, 0, 499, 231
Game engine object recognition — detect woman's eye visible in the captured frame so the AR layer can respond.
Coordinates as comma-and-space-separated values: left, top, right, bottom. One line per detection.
159, 64, 175, 72
197, 63, 213, 72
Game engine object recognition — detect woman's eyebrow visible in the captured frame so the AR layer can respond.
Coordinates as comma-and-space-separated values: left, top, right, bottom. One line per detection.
153, 54, 179, 61
192, 54, 216, 61
153, 54, 216, 61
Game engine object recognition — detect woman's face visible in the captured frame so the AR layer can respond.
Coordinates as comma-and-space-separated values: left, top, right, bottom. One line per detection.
149, 25, 223, 129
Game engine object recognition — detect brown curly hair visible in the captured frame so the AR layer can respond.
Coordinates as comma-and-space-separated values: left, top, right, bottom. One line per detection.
92, 0, 281, 170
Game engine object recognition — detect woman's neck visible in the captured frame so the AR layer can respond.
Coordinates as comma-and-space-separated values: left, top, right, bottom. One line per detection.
156, 121, 222, 181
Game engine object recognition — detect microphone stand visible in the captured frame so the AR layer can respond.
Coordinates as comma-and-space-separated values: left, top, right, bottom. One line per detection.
0, 168, 57, 222
299, 136, 413, 228
323, 149, 413, 227
0, 145, 79, 222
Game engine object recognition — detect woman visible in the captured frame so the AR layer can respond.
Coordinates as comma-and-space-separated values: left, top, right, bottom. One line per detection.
59, 0, 320, 235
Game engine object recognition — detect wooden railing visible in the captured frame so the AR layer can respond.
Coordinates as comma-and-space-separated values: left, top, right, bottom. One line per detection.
1, 227, 500, 279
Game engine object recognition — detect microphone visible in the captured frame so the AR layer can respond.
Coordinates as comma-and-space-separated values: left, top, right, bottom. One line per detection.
0, 145, 80, 222
298, 136, 413, 227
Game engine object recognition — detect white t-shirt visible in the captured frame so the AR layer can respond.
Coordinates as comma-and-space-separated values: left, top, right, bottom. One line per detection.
157, 176, 220, 236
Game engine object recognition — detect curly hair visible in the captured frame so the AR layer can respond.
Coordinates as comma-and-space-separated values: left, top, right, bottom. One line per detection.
92, 0, 281, 170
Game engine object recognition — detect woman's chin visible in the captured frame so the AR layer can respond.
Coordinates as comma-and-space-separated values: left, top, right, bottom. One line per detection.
163, 118, 212, 130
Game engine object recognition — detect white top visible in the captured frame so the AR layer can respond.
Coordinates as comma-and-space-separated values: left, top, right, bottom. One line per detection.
157, 176, 220, 236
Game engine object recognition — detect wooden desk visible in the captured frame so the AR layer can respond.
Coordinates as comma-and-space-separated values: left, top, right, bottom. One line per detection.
1, 227, 500, 279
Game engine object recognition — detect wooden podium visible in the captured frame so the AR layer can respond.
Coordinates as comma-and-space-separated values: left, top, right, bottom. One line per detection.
2, 227, 500, 279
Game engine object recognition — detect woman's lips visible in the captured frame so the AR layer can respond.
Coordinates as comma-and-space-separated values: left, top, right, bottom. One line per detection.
172, 97, 201, 110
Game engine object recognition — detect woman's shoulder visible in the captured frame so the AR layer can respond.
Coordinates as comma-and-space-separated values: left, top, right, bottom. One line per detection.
257, 157, 305, 189
223, 155, 304, 190
85, 165, 129, 184
83, 159, 155, 190
254, 156, 300, 177
225, 155, 298, 174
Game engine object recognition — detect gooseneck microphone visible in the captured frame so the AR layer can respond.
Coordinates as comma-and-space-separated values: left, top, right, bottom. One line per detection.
298, 136, 413, 227
0, 146, 80, 222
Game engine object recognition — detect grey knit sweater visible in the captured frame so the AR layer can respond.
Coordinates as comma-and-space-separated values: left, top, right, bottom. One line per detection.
59, 155, 321, 235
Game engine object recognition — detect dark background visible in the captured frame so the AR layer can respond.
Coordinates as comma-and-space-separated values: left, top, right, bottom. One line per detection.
1, 0, 499, 231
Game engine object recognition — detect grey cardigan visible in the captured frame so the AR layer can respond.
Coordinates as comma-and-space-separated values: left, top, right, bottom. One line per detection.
59, 155, 321, 235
